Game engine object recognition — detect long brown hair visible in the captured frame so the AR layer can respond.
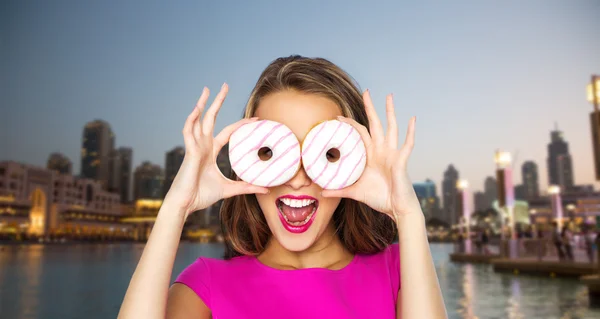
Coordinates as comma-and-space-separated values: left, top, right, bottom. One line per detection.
221, 55, 396, 259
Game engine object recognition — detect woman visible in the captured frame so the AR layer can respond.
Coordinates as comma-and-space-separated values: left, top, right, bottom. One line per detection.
118, 55, 446, 318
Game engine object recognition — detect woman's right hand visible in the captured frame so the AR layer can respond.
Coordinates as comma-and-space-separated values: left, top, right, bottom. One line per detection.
163, 83, 269, 220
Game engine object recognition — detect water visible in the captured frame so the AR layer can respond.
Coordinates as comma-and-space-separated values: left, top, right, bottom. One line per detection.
0, 243, 598, 319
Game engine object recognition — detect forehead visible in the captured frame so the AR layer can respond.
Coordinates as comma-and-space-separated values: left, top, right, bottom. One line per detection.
254, 90, 342, 142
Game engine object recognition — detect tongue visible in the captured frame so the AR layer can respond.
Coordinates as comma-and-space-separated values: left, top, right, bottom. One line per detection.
281, 204, 314, 222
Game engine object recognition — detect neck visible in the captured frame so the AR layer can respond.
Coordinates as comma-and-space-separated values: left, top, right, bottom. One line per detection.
257, 222, 354, 270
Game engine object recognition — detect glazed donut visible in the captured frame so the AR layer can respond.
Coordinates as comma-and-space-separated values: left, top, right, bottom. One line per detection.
301, 120, 366, 189
228, 120, 301, 187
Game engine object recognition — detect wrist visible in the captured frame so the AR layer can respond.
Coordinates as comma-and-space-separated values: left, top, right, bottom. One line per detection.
392, 203, 425, 223
157, 198, 189, 225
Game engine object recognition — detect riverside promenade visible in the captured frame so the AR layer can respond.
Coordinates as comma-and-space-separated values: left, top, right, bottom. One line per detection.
449, 238, 600, 303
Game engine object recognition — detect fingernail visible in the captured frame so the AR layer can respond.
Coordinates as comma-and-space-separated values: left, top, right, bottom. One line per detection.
222, 82, 227, 89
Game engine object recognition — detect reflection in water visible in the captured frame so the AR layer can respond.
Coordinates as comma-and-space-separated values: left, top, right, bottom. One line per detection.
457, 264, 475, 319
507, 278, 523, 319
0, 243, 599, 318
20, 245, 43, 319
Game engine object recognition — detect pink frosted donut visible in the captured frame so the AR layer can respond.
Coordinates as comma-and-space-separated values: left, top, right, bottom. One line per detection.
228, 120, 301, 187
301, 120, 366, 189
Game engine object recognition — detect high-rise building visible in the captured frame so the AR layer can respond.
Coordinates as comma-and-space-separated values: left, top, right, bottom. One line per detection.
521, 161, 539, 199
413, 179, 440, 221
547, 127, 574, 191
81, 120, 115, 189
442, 165, 459, 225
108, 150, 121, 193
514, 184, 526, 200
47, 153, 72, 175
484, 176, 497, 209
117, 147, 133, 203
474, 191, 487, 211
133, 161, 164, 200
164, 146, 185, 197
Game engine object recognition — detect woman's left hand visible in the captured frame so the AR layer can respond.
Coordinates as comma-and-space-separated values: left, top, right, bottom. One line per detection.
322, 90, 421, 220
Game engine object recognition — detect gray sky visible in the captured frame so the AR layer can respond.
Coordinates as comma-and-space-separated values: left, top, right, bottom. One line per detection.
1, 0, 599, 194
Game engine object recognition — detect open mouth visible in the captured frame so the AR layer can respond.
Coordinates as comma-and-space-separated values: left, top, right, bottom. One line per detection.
276, 195, 319, 233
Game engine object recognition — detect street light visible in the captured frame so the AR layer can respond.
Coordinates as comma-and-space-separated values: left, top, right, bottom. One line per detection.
548, 185, 561, 195
456, 179, 470, 224
548, 185, 564, 229
495, 151, 512, 168
495, 150, 515, 240
587, 75, 600, 104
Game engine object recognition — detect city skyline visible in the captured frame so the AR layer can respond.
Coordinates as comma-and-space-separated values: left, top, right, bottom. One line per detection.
2, 0, 599, 194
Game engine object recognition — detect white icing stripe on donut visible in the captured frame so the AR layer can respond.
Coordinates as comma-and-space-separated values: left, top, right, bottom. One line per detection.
300, 121, 327, 157
249, 142, 299, 184
229, 120, 301, 187
338, 152, 366, 189
312, 125, 353, 184
323, 138, 360, 189
229, 120, 268, 153
266, 155, 301, 187
304, 121, 343, 172
231, 123, 283, 167
301, 120, 366, 189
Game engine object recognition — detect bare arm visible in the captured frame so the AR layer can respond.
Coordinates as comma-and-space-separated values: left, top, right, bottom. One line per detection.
117, 84, 267, 319
117, 202, 191, 319
166, 284, 211, 319
395, 212, 447, 319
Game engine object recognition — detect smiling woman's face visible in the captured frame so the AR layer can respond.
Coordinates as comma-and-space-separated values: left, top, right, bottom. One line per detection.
253, 90, 343, 252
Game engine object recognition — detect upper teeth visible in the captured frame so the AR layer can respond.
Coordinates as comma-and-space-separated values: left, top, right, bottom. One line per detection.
280, 198, 315, 208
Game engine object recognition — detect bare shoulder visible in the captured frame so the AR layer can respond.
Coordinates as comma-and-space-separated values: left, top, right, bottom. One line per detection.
166, 283, 211, 319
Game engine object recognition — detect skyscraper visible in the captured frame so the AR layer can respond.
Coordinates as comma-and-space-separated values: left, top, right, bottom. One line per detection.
521, 161, 539, 199
547, 127, 574, 191
484, 176, 497, 209
442, 165, 459, 225
413, 179, 440, 221
164, 146, 185, 197
47, 153, 72, 175
514, 184, 526, 200
108, 150, 121, 193
474, 191, 487, 211
133, 161, 164, 200
117, 147, 133, 203
81, 120, 115, 189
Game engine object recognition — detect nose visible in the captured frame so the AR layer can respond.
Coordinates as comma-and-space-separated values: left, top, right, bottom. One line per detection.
285, 164, 312, 190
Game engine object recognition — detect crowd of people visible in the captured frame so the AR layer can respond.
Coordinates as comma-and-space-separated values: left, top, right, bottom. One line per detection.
456, 221, 600, 263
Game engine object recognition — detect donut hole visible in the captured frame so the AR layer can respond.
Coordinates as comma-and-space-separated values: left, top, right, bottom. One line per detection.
257, 146, 273, 161
326, 148, 341, 163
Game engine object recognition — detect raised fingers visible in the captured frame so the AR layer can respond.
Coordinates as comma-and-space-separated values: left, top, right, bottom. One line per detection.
183, 88, 209, 146
192, 87, 210, 140
399, 116, 416, 162
385, 94, 398, 148
363, 90, 384, 145
213, 117, 259, 155
202, 83, 229, 136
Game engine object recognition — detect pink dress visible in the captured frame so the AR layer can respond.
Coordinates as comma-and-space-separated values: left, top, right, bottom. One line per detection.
175, 243, 400, 318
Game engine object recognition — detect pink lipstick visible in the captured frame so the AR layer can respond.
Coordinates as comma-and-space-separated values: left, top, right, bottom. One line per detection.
275, 195, 319, 234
